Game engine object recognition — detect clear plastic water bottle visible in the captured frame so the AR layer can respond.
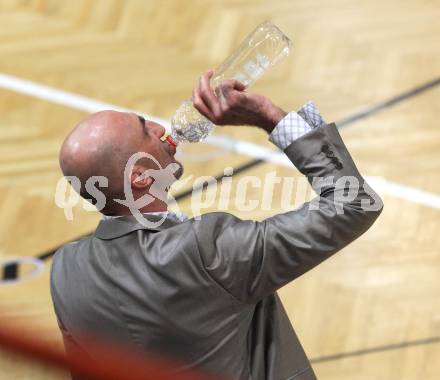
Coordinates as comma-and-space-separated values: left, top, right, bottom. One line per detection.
171, 21, 292, 143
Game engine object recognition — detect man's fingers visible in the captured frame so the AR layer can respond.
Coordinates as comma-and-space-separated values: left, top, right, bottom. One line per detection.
193, 88, 214, 120
193, 70, 248, 124
231, 79, 246, 91
198, 71, 221, 117
219, 79, 246, 93
216, 80, 246, 104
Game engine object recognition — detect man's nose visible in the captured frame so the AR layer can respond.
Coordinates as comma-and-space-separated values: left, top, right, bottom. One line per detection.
151, 122, 166, 138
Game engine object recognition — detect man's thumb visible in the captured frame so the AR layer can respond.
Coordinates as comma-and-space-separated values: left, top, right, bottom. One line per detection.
233, 80, 246, 91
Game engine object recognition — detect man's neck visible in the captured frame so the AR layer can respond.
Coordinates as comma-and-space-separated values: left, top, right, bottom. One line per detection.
138, 198, 168, 214
104, 199, 168, 217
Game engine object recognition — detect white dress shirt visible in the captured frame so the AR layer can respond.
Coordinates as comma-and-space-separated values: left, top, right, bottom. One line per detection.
269, 100, 326, 149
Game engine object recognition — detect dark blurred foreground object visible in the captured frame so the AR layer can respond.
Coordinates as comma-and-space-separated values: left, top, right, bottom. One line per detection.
0, 316, 225, 380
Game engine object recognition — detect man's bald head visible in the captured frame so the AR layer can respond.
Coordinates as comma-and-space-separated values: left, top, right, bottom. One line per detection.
59, 110, 182, 215
59, 110, 144, 213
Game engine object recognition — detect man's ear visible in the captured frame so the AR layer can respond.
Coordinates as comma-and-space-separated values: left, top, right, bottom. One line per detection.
131, 165, 153, 190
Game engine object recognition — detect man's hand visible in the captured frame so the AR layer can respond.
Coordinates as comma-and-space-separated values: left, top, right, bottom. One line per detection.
193, 70, 287, 133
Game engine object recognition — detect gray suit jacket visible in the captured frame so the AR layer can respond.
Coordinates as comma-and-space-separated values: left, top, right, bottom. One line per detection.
51, 124, 383, 380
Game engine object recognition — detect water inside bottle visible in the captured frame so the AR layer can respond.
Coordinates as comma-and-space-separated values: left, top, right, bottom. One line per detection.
171, 99, 214, 143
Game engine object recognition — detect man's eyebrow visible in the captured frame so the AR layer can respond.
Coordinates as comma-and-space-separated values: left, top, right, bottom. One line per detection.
137, 114, 146, 128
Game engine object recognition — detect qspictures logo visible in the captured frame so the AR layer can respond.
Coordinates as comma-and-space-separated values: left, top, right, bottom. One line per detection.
54, 152, 383, 228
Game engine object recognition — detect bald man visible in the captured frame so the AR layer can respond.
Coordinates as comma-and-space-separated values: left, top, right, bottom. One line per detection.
59, 109, 183, 216
51, 71, 383, 380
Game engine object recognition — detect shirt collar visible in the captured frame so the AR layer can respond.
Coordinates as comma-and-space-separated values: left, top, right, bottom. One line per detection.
102, 211, 188, 223
95, 211, 188, 240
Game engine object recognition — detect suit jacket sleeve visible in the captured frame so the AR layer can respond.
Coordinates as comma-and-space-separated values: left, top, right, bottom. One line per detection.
192, 123, 384, 303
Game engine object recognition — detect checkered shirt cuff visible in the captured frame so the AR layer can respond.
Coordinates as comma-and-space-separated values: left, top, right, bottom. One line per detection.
269, 101, 326, 150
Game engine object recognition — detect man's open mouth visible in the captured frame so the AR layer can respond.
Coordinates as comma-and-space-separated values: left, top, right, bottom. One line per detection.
160, 133, 177, 155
